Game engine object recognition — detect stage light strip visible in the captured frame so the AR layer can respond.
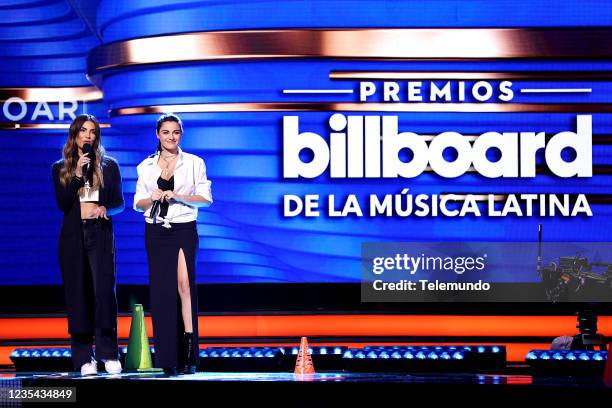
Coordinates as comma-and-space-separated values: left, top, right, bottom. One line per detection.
0, 87, 102, 102
88, 28, 612, 73
110, 102, 612, 116
0, 343, 548, 365
330, 71, 612, 80
1, 315, 611, 340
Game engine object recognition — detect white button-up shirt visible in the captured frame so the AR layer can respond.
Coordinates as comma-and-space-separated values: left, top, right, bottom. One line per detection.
133, 147, 212, 224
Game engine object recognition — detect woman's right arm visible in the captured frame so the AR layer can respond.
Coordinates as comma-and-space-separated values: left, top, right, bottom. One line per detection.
133, 165, 157, 212
134, 175, 152, 212
51, 162, 83, 213
134, 197, 153, 212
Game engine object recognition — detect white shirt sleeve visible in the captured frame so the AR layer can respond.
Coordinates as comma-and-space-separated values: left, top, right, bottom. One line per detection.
194, 157, 213, 204
133, 164, 150, 212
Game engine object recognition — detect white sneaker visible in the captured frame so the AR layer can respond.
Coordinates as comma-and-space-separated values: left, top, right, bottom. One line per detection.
80, 358, 98, 376
102, 359, 122, 374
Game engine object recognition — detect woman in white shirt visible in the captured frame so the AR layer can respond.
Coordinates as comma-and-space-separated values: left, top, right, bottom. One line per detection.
133, 113, 212, 375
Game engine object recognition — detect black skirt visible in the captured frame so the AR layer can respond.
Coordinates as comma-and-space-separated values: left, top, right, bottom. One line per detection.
145, 221, 199, 369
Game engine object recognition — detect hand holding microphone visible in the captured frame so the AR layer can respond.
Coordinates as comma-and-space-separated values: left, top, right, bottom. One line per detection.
149, 189, 164, 220
160, 190, 176, 202
151, 189, 177, 204
151, 189, 164, 201
75, 151, 91, 178
82, 143, 92, 181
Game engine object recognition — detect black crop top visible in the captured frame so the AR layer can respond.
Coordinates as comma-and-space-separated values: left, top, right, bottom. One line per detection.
157, 176, 174, 218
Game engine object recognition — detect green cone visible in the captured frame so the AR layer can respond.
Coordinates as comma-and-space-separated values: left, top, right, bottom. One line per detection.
125, 304, 161, 372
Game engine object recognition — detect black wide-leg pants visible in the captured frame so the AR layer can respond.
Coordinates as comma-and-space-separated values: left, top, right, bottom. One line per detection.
145, 221, 200, 369
69, 219, 119, 369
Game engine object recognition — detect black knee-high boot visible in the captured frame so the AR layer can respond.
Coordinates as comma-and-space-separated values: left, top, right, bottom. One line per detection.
181, 332, 196, 374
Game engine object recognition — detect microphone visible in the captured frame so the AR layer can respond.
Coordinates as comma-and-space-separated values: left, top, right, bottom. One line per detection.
82, 143, 92, 181
150, 199, 161, 222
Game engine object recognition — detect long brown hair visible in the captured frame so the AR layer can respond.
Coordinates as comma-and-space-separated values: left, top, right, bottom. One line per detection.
59, 114, 104, 191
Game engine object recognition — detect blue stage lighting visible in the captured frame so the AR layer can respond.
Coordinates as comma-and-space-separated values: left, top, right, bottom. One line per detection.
452, 352, 464, 360
403, 351, 415, 359
526, 349, 608, 375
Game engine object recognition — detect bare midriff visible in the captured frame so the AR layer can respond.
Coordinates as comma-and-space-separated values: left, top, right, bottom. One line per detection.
80, 202, 100, 219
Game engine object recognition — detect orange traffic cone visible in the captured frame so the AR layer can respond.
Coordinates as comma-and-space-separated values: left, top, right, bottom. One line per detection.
604, 342, 612, 386
294, 336, 315, 375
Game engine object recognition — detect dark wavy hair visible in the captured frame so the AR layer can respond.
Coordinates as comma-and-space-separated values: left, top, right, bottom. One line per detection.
59, 114, 104, 190
156, 113, 183, 152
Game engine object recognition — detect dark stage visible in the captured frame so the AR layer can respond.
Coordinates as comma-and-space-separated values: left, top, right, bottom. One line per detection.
1, 369, 611, 407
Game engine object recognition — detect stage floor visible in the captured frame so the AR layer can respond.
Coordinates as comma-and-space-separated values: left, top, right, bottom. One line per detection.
1, 370, 611, 406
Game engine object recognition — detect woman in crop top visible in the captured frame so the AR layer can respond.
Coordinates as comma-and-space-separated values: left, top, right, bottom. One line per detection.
133, 113, 213, 375
51, 114, 124, 376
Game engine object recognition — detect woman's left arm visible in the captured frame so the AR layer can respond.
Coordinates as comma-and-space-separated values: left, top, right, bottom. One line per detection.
175, 194, 210, 208
105, 158, 125, 216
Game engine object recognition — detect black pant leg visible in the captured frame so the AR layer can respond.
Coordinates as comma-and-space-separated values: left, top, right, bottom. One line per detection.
83, 222, 119, 360
95, 328, 119, 360
71, 333, 94, 369
69, 225, 96, 370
